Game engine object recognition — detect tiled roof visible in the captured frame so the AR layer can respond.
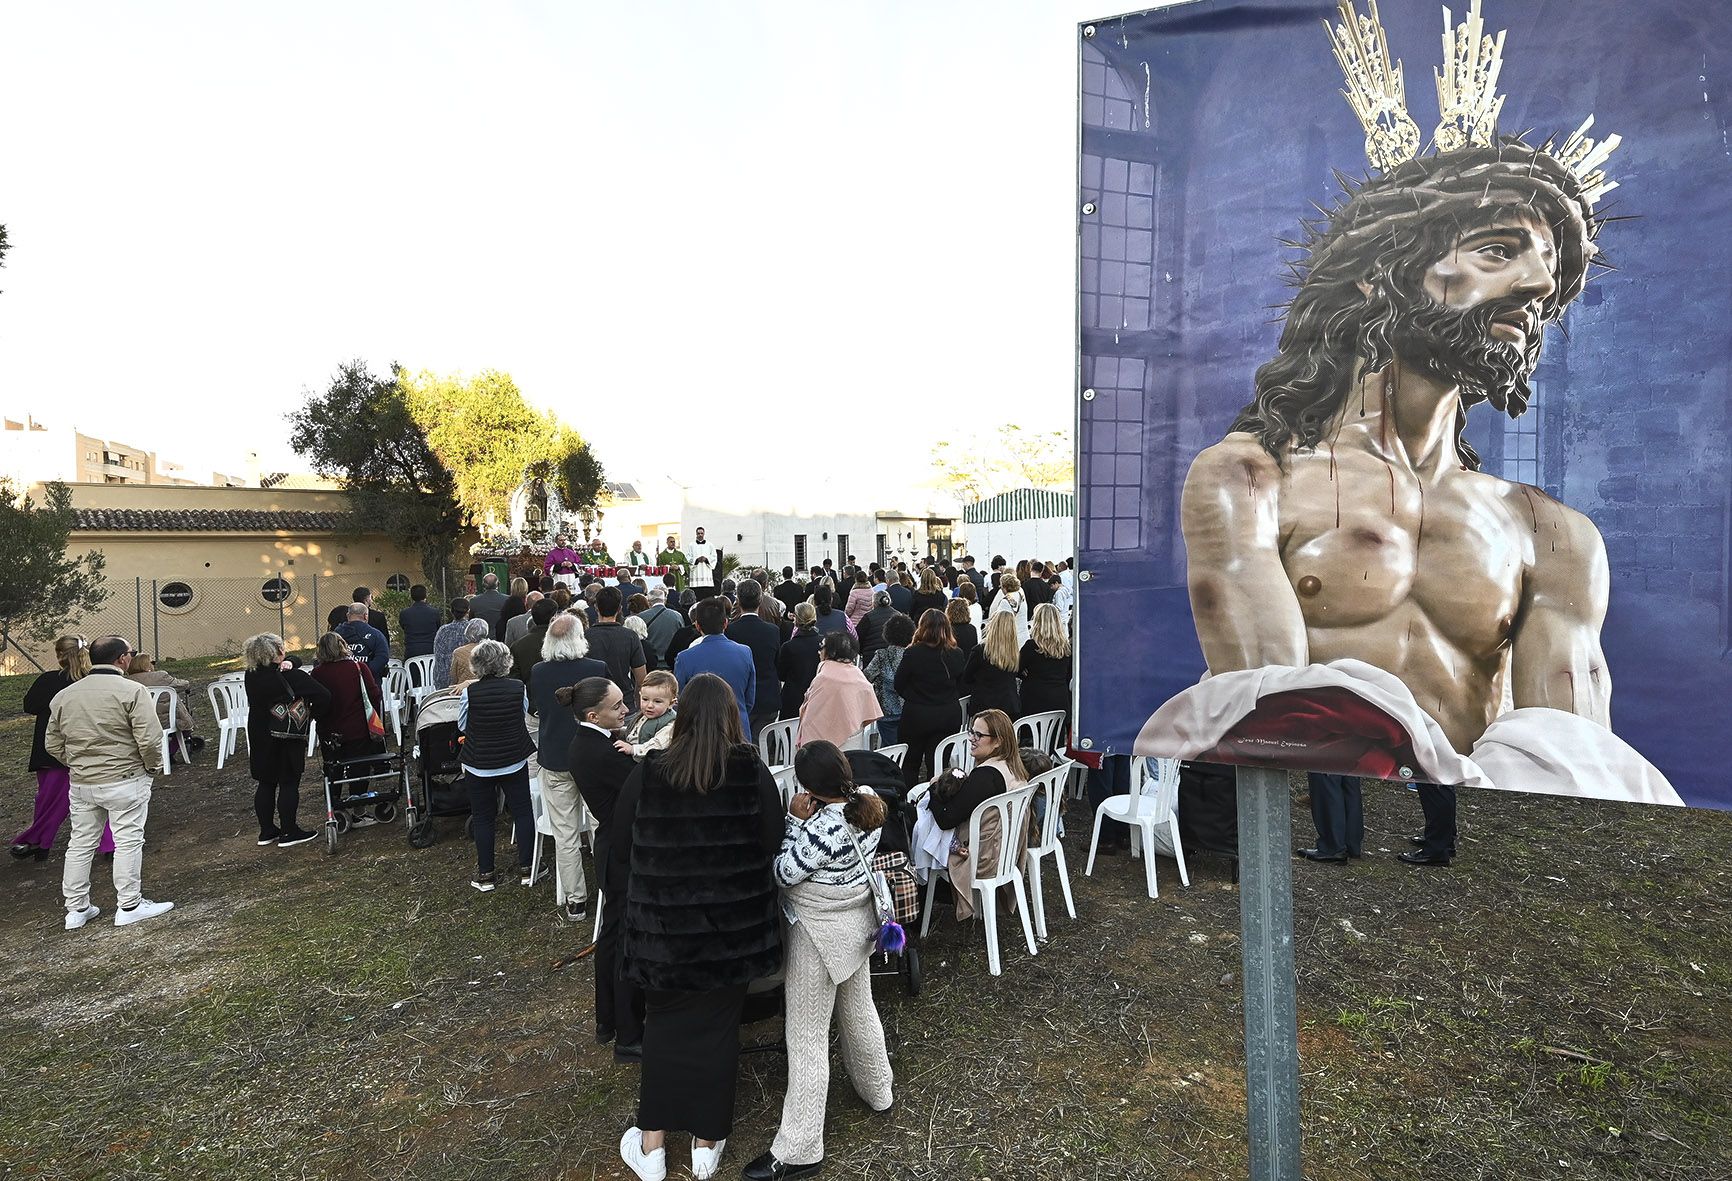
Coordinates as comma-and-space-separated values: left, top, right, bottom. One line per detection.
73, 509, 355, 533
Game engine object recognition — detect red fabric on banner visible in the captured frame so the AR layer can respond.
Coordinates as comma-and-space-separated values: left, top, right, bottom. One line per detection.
1197, 687, 1422, 779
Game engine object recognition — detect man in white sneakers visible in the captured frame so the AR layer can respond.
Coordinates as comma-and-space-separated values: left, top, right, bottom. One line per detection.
46, 635, 175, 930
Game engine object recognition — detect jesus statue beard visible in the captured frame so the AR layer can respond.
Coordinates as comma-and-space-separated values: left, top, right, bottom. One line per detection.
1366, 290, 1547, 419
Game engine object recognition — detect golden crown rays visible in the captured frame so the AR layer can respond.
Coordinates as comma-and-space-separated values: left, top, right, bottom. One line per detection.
1325, 0, 1622, 205
1326, 0, 1421, 171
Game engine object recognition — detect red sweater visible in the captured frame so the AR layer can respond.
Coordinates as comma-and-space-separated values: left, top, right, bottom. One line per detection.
310, 659, 384, 743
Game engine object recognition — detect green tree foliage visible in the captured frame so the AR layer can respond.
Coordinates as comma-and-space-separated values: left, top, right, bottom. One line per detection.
287, 361, 465, 584
931, 423, 1075, 502
397, 368, 603, 523
0, 479, 110, 649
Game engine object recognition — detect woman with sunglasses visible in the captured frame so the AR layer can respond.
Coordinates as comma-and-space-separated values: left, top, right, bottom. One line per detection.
910, 709, 1030, 918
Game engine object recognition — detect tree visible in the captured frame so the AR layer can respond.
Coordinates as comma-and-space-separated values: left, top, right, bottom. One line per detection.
0, 480, 110, 663
397, 368, 604, 525
931, 423, 1075, 502
287, 361, 466, 585
0, 222, 10, 293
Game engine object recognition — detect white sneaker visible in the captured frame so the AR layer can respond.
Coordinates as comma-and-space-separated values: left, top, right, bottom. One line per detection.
64, 905, 101, 931
114, 899, 175, 927
690, 1137, 727, 1180
618, 1127, 667, 1181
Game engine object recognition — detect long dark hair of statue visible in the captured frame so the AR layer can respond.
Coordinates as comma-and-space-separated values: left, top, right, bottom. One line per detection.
1230, 142, 1604, 472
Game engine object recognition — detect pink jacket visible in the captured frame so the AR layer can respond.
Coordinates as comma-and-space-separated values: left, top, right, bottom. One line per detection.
797, 660, 884, 748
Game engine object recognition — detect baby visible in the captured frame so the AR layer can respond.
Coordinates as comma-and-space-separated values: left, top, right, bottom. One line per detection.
618, 670, 678, 759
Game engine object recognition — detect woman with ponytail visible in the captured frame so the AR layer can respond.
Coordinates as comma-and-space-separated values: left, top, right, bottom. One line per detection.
12, 636, 115, 861
742, 741, 894, 1181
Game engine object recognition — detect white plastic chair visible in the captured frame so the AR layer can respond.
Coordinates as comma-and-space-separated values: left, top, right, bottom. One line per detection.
956, 695, 972, 732
1023, 760, 1077, 940
1085, 756, 1189, 898
381, 664, 410, 744
933, 731, 974, 777
405, 654, 435, 703
1014, 710, 1067, 756
770, 765, 800, 808
207, 680, 249, 769
919, 784, 1039, 976
306, 718, 319, 757
757, 718, 798, 768
876, 743, 908, 770
145, 687, 179, 775
527, 776, 567, 903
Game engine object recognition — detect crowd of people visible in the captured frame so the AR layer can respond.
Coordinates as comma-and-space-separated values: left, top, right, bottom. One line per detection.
14, 549, 1084, 1180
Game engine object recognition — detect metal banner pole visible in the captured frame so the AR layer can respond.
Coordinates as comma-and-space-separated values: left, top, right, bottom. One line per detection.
1236, 765, 1302, 1180
151, 579, 160, 658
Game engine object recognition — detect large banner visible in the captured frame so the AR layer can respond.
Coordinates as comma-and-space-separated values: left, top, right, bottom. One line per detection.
1075, 0, 1732, 809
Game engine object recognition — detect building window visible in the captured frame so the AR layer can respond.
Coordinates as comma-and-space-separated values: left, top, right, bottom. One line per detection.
156, 581, 196, 614
1082, 353, 1146, 551
793, 534, 808, 573
1500, 380, 1544, 487
260, 577, 293, 606
385, 573, 411, 593
836, 534, 850, 567
876, 533, 888, 568
1080, 44, 1155, 335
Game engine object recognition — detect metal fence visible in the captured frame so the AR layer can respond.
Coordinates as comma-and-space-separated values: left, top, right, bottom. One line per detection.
3, 573, 456, 673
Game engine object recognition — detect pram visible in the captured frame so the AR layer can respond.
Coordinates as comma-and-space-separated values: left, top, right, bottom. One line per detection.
406, 687, 470, 849
318, 732, 409, 856
846, 748, 923, 996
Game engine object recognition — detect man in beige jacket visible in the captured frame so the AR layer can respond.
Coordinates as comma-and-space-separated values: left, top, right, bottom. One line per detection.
46, 635, 175, 930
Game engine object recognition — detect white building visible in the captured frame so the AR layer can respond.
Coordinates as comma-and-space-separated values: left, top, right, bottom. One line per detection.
589, 474, 959, 572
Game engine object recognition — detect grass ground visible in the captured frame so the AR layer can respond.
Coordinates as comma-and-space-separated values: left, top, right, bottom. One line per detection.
0, 668, 1728, 1180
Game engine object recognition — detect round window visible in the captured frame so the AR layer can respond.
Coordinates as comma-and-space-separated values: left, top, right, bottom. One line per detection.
385, 573, 411, 593
260, 577, 293, 605
156, 581, 196, 614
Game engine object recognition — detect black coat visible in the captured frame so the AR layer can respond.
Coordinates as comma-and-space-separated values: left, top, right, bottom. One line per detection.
246, 663, 332, 784
857, 604, 898, 661
962, 647, 1021, 720
618, 745, 783, 992
570, 724, 639, 891
1019, 640, 1073, 719
775, 629, 823, 719
725, 614, 783, 703
23, 669, 72, 772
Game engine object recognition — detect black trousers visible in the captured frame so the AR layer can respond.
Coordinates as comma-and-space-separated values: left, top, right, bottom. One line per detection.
466, 766, 533, 875
639, 983, 749, 1140
254, 777, 301, 835
1306, 773, 1364, 857
899, 702, 961, 789
693, 584, 718, 600
748, 696, 781, 744
1416, 782, 1458, 857
595, 865, 644, 1046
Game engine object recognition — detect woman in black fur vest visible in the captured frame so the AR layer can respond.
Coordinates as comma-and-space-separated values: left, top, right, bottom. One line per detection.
615, 672, 783, 1181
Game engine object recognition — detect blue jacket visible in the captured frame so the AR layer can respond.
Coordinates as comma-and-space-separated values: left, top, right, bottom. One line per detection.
336, 619, 391, 680
674, 633, 757, 738
399, 601, 442, 659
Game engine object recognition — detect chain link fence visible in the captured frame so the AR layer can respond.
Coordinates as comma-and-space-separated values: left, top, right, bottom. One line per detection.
3, 572, 457, 674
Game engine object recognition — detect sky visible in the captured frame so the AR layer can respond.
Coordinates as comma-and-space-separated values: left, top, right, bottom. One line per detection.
0, 0, 1159, 508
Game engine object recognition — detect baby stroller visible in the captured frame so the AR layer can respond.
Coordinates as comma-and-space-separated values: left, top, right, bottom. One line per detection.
318, 733, 409, 856
406, 688, 469, 849
847, 748, 923, 996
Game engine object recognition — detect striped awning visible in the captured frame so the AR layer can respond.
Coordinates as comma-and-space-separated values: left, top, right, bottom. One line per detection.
962, 487, 1076, 524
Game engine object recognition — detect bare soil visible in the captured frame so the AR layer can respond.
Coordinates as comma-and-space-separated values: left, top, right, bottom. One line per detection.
1, 673, 1728, 1180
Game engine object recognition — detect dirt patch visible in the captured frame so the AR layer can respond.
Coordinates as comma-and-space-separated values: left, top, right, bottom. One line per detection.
1, 688, 1729, 1180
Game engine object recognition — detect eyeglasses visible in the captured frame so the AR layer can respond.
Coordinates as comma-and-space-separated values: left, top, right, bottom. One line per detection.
969, 730, 990, 740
